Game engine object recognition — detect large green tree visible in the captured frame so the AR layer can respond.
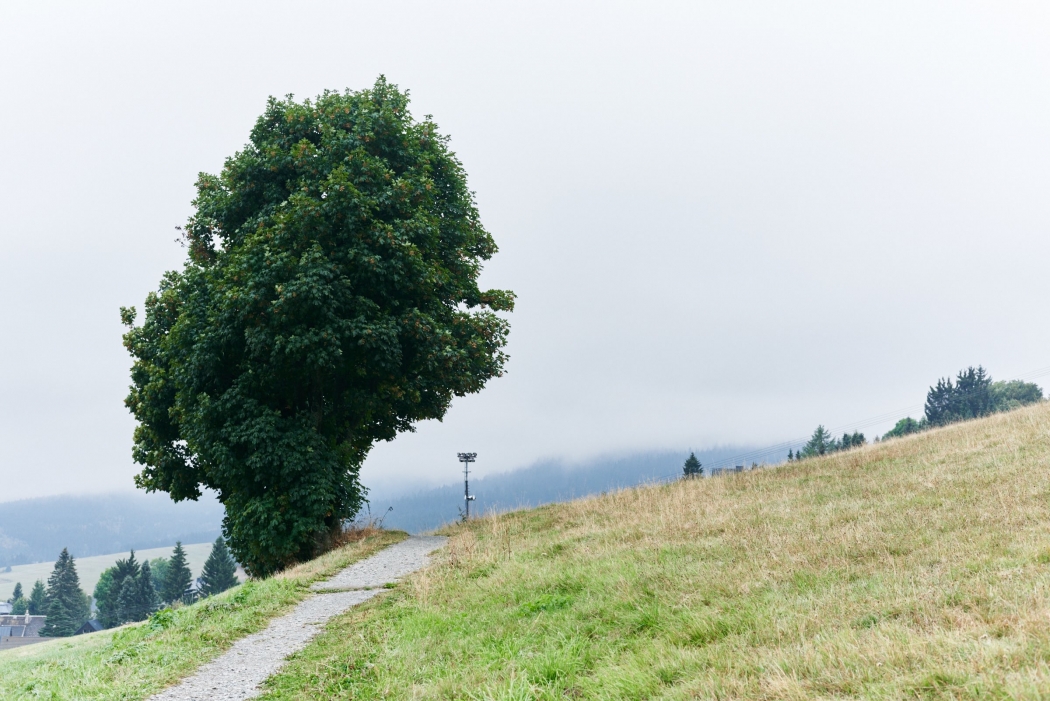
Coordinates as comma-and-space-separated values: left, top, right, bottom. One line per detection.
122, 78, 513, 576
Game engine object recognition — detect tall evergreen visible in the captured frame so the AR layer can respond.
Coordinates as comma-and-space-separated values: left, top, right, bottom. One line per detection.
149, 557, 170, 600
925, 366, 993, 426
39, 548, 89, 636
115, 574, 139, 624
28, 580, 46, 615
801, 425, 835, 458
94, 568, 120, 628
9, 582, 23, 602
116, 561, 159, 623
163, 542, 193, 605
137, 561, 159, 618
11, 597, 27, 615
96, 551, 142, 628
199, 537, 239, 597
682, 452, 703, 478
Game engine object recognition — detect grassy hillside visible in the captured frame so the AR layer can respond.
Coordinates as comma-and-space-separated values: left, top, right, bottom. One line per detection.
261, 403, 1050, 699
0, 530, 405, 700
0, 542, 222, 602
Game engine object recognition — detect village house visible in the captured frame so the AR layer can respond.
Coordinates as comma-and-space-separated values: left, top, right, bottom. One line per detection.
0, 612, 47, 650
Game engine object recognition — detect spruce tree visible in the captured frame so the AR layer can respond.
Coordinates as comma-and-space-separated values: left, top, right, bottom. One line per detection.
116, 562, 160, 623
94, 568, 120, 628
137, 561, 159, 618
39, 548, 89, 636
28, 580, 45, 615
163, 542, 193, 605
11, 597, 27, 615
199, 537, 239, 597
96, 552, 141, 628
116, 574, 140, 624
149, 557, 170, 600
9, 582, 23, 602
682, 452, 703, 478
800, 425, 834, 458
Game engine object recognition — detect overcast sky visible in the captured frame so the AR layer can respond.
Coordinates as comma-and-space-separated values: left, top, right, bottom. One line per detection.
3, 1, 1050, 500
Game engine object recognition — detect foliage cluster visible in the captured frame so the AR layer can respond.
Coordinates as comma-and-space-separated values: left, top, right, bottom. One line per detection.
122, 77, 512, 576
883, 366, 1043, 441
94, 539, 235, 629
789, 426, 866, 461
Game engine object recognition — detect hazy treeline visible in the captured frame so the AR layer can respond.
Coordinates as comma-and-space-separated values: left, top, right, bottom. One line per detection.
0, 493, 224, 567
370, 447, 761, 534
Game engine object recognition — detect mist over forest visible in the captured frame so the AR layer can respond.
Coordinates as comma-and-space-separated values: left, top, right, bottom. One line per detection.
368, 447, 765, 534
0, 492, 224, 567
0, 448, 767, 563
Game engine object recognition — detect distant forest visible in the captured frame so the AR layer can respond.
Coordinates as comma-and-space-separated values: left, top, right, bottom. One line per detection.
0, 492, 224, 567
368, 447, 763, 534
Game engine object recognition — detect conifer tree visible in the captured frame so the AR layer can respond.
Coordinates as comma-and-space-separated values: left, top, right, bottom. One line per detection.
787, 449, 794, 461
28, 580, 45, 615
93, 569, 119, 628
116, 574, 139, 624
800, 425, 835, 458
137, 561, 159, 618
149, 557, 170, 600
682, 452, 703, 478
163, 542, 193, 605
199, 537, 239, 597
11, 597, 27, 615
40, 548, 89, 636
9, 582, 23, 602
96, 551, 142, 628
116, 561, 159, 623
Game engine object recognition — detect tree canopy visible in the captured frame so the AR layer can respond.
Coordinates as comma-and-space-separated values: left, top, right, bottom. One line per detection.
881, 367, 1045, 440
122, 78, 513, 575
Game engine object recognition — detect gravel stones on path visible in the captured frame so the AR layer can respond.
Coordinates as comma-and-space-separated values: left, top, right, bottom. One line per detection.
148, 535, 446, 701
311, 535, 447, 591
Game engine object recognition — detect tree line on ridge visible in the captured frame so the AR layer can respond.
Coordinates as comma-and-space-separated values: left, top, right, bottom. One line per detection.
5, 536, 240, 637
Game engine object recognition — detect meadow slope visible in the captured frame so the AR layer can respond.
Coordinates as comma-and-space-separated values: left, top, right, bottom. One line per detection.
262, 403, 1050, 700
0, 530, 405, 700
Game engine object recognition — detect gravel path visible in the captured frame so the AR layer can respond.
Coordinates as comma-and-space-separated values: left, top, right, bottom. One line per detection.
148, 535, 446, 701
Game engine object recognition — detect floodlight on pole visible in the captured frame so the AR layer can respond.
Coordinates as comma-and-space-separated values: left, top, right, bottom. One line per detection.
458, 452, 477, 519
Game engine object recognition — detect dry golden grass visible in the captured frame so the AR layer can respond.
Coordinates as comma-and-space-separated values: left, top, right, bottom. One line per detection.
262, 403, 1050, 700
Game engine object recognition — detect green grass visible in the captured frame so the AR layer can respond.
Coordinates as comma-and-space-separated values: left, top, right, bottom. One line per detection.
259, 403, 1050, 700
0, 530, 406, 700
